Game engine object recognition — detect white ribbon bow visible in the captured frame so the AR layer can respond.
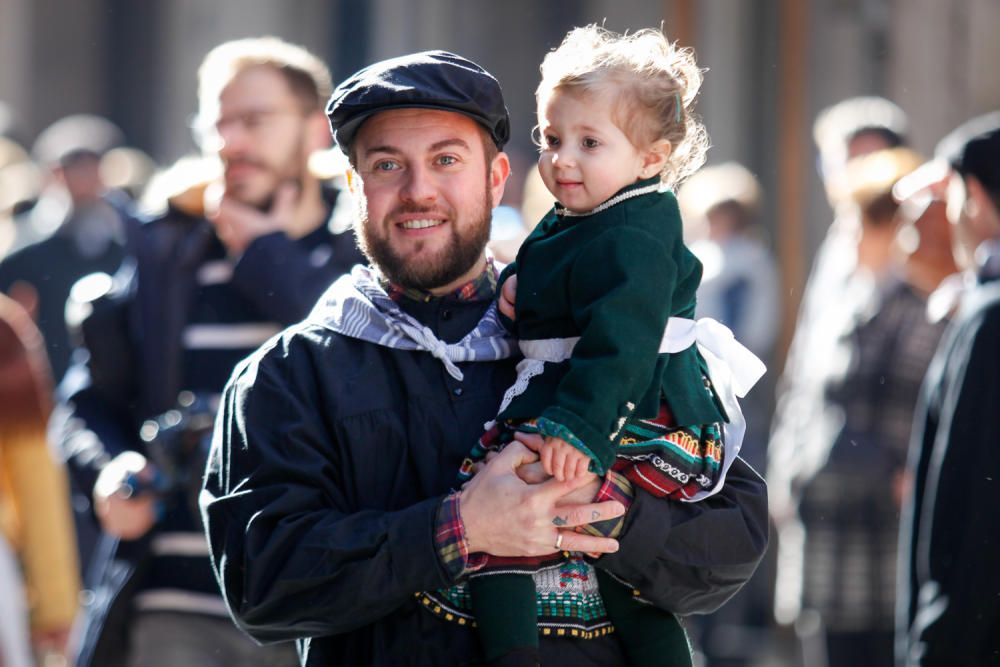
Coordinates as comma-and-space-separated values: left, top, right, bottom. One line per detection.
660, 317, 766, 398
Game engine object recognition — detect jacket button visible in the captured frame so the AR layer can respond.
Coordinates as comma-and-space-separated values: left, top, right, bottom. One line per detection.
453, 387, 464, 397
441, 309, 452, 321
704, 378, 712, 388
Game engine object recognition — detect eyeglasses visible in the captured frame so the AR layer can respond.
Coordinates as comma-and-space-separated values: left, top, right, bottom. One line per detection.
193, 107, 306, 147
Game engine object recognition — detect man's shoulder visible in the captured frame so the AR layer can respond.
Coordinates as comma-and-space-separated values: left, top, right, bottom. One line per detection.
137, 204, 208, 236
955, 280, 1000, 331
0, 231, 73, 271
235, 319, 367, 381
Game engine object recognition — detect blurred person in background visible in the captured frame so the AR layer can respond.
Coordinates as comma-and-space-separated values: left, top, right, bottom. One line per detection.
677, 162, 779, 667
0, 135, 41, 259
0, 293, 80, 667
897, 112, 1000, 667
52, 37, 364, 667
0, 114, 133, 382
768, 145, 951, 667
769, 97, 908, 645
100, 146, 158, 201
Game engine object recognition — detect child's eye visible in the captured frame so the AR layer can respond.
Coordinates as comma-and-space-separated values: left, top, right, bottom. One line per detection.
582, 137, 600, 149
544, 134, 560, 148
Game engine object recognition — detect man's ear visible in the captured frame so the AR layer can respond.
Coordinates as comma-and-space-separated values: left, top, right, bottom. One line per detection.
489, 151, 512, 205
966, 176, 1000, 238
640, 139, 672, 179
306, 111, 333, 153
345, 168, 360, 195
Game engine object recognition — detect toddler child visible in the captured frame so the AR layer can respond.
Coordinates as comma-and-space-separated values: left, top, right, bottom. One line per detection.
460, 25, 766, 666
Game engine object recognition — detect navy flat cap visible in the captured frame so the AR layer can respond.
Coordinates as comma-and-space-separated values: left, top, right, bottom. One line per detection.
326, 50, 510, 153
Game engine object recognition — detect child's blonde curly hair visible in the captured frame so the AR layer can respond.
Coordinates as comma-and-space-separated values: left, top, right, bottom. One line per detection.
536, 24, 709, 189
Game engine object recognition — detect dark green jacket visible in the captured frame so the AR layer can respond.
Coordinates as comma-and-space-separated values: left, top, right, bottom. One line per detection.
498, 179, 726, 473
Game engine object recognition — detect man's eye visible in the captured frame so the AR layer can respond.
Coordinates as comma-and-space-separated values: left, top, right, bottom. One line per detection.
582, 137, 600, 149
437, 155, 458, 166
373, 160, 398, 172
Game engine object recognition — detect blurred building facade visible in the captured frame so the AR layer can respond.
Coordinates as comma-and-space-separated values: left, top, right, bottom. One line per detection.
1, 0, 999, 338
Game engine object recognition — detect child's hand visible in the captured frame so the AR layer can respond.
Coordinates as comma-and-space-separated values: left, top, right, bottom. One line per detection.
541, 436, 591, 482
498, 274, 517, 320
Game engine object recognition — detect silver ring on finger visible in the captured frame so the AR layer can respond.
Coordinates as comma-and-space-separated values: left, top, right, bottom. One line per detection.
555, 533, 563, 551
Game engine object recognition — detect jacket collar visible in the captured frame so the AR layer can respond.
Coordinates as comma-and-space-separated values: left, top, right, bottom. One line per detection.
555, 176, 663, 218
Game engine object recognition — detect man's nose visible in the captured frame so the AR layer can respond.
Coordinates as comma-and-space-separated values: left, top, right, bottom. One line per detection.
400, 164, 437, 203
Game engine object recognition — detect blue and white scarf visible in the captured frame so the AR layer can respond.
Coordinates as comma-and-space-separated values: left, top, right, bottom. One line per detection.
309, 265, 516, 380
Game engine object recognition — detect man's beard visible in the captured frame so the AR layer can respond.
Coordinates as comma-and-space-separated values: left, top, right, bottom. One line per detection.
221, 131, 307, 210
357, 181, 493, 291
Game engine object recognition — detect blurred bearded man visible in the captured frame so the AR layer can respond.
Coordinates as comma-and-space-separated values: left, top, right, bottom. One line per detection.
53, 37, 364, 667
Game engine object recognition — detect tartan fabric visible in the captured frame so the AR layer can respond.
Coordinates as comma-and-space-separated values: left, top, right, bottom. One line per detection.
434, 491, 487, 580
579, 472, 633, 539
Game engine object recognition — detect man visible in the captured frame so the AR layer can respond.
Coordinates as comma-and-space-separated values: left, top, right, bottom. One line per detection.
768, 98, 911, 644
201, 51, 769, 667
54, 38, 364, 667
897, 112, 1000, 666
0, 114, 130, 382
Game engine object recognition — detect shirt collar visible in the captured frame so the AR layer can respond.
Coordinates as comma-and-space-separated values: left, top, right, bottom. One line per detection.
383, 255, 499, 304
555, 176, 663, 218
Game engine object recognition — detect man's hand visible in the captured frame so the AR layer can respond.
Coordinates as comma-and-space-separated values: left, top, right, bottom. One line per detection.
459, 441, 623, 557
205, 181, 297, 256
498, 273, 517, 320
93, 451, 158, 540
32, 626, 72, 663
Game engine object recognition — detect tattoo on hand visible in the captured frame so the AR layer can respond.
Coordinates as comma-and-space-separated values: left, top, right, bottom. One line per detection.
552, 515, 568, 526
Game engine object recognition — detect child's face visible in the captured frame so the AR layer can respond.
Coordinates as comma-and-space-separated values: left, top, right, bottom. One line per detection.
537, 88, 649, 212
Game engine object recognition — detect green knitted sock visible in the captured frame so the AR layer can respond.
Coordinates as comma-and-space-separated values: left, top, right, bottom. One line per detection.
596, 569, 693, 666
469, 573, 540, 663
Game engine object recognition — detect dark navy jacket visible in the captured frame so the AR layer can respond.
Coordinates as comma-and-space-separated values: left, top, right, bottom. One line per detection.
202, 287, 770, 667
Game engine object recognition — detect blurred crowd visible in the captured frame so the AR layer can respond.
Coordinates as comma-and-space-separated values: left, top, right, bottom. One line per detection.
0, 34, 998, 667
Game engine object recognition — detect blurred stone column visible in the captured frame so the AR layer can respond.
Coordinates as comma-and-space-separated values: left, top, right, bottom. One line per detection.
889, 0, 1000, 153
1, 0, 107, 140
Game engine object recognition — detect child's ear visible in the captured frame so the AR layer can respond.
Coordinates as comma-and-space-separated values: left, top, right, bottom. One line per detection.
641, 139, 672, 179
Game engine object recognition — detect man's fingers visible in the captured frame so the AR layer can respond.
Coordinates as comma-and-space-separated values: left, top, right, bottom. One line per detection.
513, 432, 544, 453
495, 440, 539, 470
538, 465, 599, 500
271, 181, 299, 218
549, 500, 624, 529
555, 530, 619, 555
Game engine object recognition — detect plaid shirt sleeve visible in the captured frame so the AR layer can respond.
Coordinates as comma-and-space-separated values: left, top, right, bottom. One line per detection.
578, 471, 634, 538
434, 491, 487, 580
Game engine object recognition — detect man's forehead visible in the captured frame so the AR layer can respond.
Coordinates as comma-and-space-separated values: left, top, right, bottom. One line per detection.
355, 108, 483, 152
215, 66, 295, 110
